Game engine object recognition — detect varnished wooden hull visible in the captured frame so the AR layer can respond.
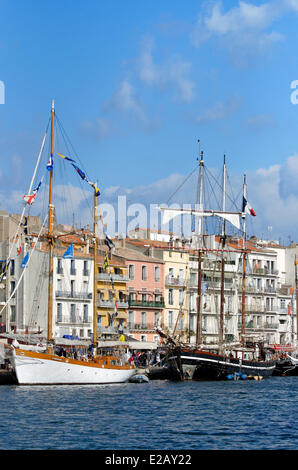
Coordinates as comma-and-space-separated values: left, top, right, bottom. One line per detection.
12, 349, 135, 385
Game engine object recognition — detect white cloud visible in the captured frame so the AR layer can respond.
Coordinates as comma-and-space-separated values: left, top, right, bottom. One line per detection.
138, 38, 195, 103
104, 79, 147, 122
243, 113, 276, 131
191, 1, 285, 62
196, 95, 241, 123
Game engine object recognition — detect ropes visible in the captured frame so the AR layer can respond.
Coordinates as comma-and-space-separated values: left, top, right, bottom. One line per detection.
0, 214, 48, 316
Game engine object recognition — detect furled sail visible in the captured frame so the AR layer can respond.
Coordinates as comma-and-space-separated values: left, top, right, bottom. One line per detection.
159, 207, 241, 230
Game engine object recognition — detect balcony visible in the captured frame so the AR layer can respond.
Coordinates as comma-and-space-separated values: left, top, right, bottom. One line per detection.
252, 267, 278, 276
165, 275, 185, 286
57, 315, 91, 324
56, 290, 92, 300
238, 321, 279, 331
98, 299, 128, 308
128, 298, 165, 309
97, 325, 128, 335
97, 272, 129, 282
128, 322, 163, 331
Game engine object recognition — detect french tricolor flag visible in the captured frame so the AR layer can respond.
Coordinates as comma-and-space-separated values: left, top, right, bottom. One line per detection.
242, 197, 256, 216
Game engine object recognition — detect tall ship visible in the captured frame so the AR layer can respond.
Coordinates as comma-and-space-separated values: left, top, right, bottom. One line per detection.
4, 101, 135, 385
157, 146, 276, 380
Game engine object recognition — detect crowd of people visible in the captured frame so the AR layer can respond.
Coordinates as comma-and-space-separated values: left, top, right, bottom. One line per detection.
127, 349, 165, 368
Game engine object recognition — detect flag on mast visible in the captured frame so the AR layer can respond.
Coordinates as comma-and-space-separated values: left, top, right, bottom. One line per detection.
242, 197, 256, 216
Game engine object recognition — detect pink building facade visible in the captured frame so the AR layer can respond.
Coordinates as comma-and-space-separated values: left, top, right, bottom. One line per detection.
117, 247, 164, 343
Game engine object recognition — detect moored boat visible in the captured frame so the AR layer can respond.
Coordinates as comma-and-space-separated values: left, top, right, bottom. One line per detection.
9, 101, 135, 385
157, 149, 276, 380
166, 344, 275, 381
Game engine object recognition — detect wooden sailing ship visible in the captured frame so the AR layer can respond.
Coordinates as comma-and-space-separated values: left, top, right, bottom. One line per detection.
11, 101, 135, 385
158, 148, 276, 380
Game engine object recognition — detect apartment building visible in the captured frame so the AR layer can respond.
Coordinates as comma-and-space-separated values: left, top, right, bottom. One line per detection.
115, 244, 164, 343
96, 249, 129, 338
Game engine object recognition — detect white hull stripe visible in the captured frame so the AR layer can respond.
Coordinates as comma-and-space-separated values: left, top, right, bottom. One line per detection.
168, 355, 275, 371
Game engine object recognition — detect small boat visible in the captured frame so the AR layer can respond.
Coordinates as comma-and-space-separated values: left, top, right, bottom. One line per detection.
129, 374, 149, 383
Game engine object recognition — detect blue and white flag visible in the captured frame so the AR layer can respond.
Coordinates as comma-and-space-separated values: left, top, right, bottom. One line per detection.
21, 252, 29, 268
63, 243, 74, 259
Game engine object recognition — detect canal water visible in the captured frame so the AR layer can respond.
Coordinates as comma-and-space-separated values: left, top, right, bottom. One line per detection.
0, 376, 297, 450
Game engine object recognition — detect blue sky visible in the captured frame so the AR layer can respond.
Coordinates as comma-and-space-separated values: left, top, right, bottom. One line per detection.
1, 0, 298, 243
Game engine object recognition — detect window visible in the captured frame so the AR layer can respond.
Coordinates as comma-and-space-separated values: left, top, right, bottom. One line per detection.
10, 259, 15, 276
168, 311, 174, 329
70, 260, 76, 275
57, 278, 62, 292
128, 311, 134, 329
190, 314, 195, 331
154, 312, 160, 327
10, 305, 16, 323
168, 288, 174, 305
154, 266, 160, 281
179, 288, 184, 305
129, 264, 134, 280
10, 281, 16, 298
71, 304, 76, 322
142, 265, 147, 280
57, 303, 62, 322
141, 312, 147, 328
83, 304, 88, 323
169, 267, 174, 277
57, 258, 63, 274
83, 260, 89, 276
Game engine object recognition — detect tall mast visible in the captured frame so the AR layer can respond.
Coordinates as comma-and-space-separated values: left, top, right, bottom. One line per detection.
295, 256, 298, 347
47, 100, 55, 344
93, 186, 98, 356
196, 144, 204, 346
219, 155, 226, 350
241, 174, 247, 347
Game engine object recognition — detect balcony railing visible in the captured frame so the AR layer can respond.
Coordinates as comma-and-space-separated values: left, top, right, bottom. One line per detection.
128, 322, 163, 331
128, 299, 165, 309
56, 290, 92, 300
98, 299, 128, 308
238, 322, 279, 330
97, 273, 129, 282
57, 315, 91, 324
165, 275, 185, 286
97, 326, 128, 335
252, 267, 278, 276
